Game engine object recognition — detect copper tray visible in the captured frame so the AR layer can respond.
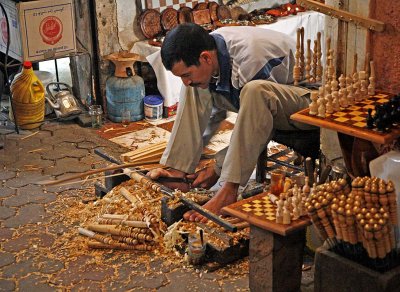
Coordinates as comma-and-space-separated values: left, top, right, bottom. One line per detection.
217, 5, 231, 20
161, 8, 178, 31
193, 2, 209, 10
140, 9, 162, 39
193, 9, 211, 25
178, 6, 194, 24
230, 6, 248, 21
208, 1, 219, 22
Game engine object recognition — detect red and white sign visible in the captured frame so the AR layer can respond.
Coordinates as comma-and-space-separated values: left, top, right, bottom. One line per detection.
39, 16, 63, 45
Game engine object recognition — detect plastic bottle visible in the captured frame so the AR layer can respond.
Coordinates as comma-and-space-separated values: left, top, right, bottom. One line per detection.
370, 151, 400, 248
10, 61, 45, 129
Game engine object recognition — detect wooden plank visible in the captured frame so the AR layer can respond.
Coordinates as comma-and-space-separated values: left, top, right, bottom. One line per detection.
127, 151, 163, 162
120, 142, 166, 160
123, 141, 167, 155
222, 193, 311, 236
336, 0, 348, 76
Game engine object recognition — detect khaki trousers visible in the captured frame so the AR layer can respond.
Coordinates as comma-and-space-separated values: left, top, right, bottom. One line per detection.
160, 80, 316, 186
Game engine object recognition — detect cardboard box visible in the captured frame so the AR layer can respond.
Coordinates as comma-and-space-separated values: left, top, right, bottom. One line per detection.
18, 0, 76, 62
0, 0, 23, 61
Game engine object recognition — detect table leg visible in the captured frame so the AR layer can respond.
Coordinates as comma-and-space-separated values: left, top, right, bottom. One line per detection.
337, 133, 379, 178
256, 148, 268, 183
249, 226, 306, 292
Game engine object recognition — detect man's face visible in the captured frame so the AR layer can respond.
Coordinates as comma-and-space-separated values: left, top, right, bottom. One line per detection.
170, 53, 214, 89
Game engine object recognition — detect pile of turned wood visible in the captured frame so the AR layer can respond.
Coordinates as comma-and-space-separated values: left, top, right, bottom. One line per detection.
78, 180, 167, 251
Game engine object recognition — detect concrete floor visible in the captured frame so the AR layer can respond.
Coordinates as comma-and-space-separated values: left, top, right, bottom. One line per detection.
0, 121, 315, 291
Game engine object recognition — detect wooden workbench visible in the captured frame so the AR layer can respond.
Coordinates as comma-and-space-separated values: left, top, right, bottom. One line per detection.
291, 92, 400, 177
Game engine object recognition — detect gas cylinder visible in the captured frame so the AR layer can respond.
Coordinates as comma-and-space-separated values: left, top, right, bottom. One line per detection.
10, 61, 45, 129
104, 52, 145, 122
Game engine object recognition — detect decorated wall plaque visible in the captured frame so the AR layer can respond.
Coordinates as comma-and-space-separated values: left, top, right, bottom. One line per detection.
161, 8, 178, 31
140, 9, 162, 39
193, 2, 208, 10
208, 2, 219, 22
217, 5, 231, 20
178, 7, 194, 24
192, 9, 211, 26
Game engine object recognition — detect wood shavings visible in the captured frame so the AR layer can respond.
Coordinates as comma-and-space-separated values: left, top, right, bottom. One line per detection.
20, 131, 39, 140
18, 176, 249, 288
163, 220, 185, 250
167, 190, 211, 208
28, 148, 44, 153
103, 127, 115, 132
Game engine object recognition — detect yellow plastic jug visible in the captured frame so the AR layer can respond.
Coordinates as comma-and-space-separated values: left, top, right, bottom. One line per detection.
10, 61, 45, 129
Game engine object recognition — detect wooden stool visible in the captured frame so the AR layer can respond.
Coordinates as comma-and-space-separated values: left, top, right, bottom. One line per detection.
256, 129, 320, 182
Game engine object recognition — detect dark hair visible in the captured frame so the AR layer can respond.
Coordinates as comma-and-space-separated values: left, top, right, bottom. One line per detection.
161, 23, 216, 70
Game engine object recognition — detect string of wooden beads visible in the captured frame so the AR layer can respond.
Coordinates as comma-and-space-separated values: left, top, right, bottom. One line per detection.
118, 229, 154, 241
91, 233, 154, 251
144, 210, 159, 225
111, 235, 156, 246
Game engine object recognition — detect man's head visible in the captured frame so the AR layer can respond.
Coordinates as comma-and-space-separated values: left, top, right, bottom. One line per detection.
161, 23, 218, 89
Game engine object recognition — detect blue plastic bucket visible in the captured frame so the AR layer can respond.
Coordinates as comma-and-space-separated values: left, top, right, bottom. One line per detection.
144, 95, 163, 121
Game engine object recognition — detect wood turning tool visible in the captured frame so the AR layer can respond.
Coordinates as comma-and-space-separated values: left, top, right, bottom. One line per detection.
95, 148, 238, 232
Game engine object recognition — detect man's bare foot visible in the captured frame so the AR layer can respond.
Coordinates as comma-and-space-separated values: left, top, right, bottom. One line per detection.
183, 182, 239, 222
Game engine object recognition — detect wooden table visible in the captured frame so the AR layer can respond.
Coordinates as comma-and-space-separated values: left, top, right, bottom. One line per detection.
291, 92, 400, 177
222, 193, 311, 292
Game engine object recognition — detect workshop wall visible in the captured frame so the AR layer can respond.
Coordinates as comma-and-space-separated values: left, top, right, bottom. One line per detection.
94, 0, 144, 108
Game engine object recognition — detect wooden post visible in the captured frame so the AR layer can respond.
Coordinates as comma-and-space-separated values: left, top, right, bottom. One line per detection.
249, 226, 306, 292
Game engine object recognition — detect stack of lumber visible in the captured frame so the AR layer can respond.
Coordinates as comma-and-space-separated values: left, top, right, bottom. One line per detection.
120, 141, 167, 164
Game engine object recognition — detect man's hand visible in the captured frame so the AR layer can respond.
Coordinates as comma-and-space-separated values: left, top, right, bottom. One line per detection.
186, 166, 219, 189
183, 182, 239, 222
147, 168, 190, 192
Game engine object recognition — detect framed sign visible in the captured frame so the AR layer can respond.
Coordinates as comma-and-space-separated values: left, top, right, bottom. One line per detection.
18, 0, 76, 61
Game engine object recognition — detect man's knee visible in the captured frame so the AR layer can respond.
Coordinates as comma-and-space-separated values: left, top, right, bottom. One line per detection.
240, 80, 278, 109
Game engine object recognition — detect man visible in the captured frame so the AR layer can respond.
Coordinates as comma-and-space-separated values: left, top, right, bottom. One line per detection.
148, 23, 317, 222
